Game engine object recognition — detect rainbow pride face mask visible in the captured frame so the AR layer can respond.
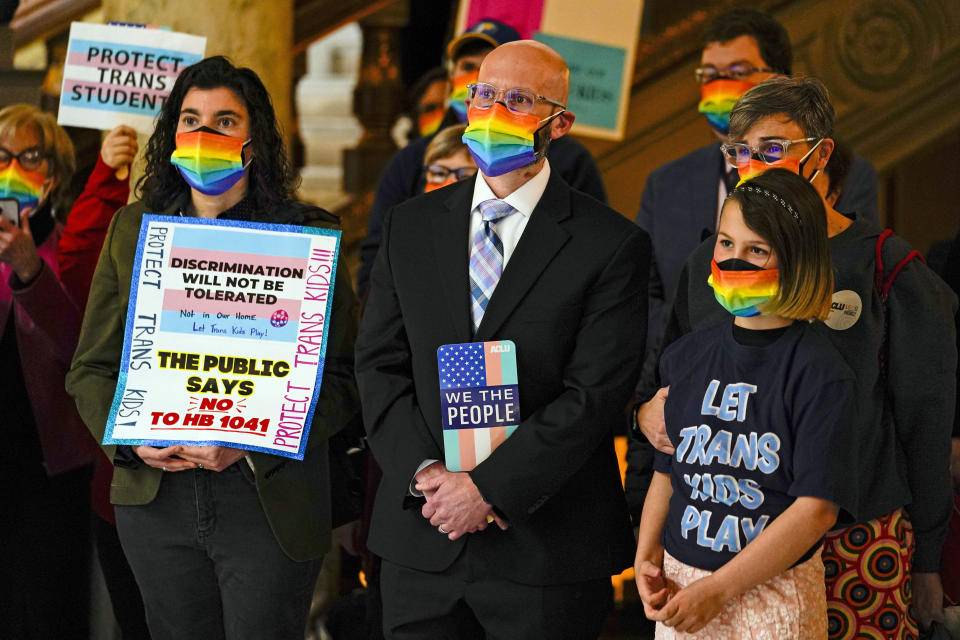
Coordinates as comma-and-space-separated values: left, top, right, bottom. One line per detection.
448, 70, 479, 122
170, 127, 251, 196
736, 139, 823, 187
707, 258, 779, 317
0, 162, 45, 210
418, 108, 444, 137
462, 104, 560, 177
698, 79, 756, 136
424, 177, 455, 193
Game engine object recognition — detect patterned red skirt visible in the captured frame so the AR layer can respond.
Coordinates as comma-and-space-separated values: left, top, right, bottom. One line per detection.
823, 508, 918, 640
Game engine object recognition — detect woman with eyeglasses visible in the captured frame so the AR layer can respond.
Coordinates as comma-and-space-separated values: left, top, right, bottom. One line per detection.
66, 56, 359, 640
422, 124, 477, 193
0, 103, 100, 637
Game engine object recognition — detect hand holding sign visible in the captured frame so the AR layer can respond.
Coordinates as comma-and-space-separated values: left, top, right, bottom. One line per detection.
134, 444, 197, 472
176, 445, 246, 472
101, 125, 138, 180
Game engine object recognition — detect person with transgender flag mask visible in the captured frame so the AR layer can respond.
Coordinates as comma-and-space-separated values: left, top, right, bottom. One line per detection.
67, 56, 360, 640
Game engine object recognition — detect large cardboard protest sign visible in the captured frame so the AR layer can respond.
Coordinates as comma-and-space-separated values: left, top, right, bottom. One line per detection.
103, 216, 340, 460
58, 22, 206, 134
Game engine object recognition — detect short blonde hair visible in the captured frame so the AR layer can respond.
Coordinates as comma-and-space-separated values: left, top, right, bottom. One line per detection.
424, 124, 468, 166
0, 104, 76, 212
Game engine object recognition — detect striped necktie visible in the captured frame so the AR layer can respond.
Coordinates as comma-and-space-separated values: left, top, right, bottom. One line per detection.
469, 199, 516, 333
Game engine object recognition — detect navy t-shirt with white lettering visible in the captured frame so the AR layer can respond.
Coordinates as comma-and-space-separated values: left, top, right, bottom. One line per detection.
653, 319, 858, 572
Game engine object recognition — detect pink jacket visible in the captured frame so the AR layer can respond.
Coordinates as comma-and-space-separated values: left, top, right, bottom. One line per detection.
1, 226, 98, 475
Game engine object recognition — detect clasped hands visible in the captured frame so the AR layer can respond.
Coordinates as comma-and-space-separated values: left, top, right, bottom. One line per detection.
133, 444, 246, 473
635, 557, 727, 634
415, 461, 508, 540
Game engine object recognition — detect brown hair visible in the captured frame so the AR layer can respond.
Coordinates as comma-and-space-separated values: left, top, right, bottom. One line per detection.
0, 104, 76, 213
728, 76, 834, 142
424, 124, 468, 165
726, 168, 834, 321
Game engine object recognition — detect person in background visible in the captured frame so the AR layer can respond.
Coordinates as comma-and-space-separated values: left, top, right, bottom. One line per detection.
0, 103, 98, 639
408, 67, 448, 140
635, 8, 879, 347
58, 123, 152, 639
628, 76, 955, 637
423, 124, 476, 193
356, 18, 607, 296
66, 56, 360, 640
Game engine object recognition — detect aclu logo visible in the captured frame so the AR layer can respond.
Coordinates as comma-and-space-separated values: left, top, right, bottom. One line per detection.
489, 344, 512, 353
831, 301, 859, 316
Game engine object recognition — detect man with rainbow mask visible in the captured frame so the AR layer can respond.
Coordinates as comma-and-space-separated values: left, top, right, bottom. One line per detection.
356, 18, 606, 297
634, 8, 879, 352
357, 40, 649, 638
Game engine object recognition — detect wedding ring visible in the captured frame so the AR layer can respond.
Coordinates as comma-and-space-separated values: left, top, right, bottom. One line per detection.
198, 463, 204, 469
438, 525, 449, 534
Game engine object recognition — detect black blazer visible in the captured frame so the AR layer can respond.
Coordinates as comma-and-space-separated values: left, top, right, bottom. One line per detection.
356, 169, 650, 584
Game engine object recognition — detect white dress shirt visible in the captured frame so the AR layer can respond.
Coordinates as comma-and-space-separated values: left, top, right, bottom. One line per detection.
468, 159, 551, 267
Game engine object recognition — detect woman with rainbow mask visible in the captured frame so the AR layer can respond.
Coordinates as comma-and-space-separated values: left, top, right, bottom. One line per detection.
0, 103, 102, 637
67, 56, 360, 640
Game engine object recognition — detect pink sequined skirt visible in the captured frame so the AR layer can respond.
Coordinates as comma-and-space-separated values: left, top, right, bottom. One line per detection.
655, 549, 828, 640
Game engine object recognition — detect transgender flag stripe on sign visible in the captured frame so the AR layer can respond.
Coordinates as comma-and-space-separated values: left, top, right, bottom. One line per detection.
438, 340, 519, 472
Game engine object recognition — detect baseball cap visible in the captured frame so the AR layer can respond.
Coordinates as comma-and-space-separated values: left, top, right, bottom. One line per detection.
446, 18, 521, 60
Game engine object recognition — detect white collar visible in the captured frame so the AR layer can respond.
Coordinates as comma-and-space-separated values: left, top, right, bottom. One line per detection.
470, 159, 552, 218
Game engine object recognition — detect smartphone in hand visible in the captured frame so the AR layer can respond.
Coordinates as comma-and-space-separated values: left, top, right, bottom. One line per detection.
0, 199, 19, 226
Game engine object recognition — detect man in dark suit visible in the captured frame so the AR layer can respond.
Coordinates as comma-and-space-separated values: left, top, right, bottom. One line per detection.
356, 19, 607, 296
638, 8, 878, 346
356, 40, 650, 638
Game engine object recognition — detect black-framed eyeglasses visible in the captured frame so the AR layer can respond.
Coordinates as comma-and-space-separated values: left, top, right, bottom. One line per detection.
466, 82, 566, 115
425, 164, 477, 182
721, 137, 819, 166
695, 64, 776, 85
0, 147, 45, 171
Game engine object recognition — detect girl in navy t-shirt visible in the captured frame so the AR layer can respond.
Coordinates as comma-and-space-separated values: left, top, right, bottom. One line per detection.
635, 169, 858, 639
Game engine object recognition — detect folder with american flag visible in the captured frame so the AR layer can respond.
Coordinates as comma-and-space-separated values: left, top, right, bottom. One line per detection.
438, 340, 520, 472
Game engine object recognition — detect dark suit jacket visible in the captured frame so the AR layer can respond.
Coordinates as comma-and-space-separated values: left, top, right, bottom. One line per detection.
636, 141, 879, 346
356, 169, 648, 584
356, 123, 609, 296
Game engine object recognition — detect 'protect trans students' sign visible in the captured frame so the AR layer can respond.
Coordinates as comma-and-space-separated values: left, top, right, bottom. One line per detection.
58, 22, 206, 134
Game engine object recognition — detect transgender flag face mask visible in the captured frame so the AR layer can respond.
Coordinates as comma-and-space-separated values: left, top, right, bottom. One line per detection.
170, 126, 252, 196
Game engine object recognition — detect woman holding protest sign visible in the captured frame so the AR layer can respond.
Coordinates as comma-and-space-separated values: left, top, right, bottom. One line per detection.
67, 56, 360, 640
0, 103, 99, 638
